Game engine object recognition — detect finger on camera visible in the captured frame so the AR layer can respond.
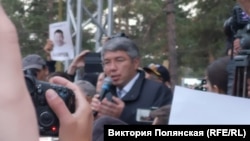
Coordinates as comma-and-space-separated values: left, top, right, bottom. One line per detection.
49, 76, 89, 115
48, 76, 84, 103
49, 76, 78, 91
45, 89, 71, 122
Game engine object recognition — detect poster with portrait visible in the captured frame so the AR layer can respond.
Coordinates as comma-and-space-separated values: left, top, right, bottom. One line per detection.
49, 21, 74, 61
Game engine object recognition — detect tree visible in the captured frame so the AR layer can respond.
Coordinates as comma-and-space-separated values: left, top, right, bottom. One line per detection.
176, 0, 236, 77
2, 0, 237, 85
166, 0, 178, 90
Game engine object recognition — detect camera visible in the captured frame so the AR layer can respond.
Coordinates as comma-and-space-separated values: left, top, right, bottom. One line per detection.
24, 74, 75, 137
194, 78, 207, 92
224, 5, 250, 97
231, 25, 250, 97
224, 4, 250, 35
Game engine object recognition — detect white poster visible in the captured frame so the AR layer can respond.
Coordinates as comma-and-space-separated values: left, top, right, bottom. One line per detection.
49, 21, 74, 61
169, 86, 250, 125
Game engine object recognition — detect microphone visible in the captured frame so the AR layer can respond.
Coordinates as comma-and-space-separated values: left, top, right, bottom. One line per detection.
98, 76, 112, 101
93, 76, 112, 117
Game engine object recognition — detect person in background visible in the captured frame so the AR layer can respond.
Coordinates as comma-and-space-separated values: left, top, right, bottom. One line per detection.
45, 41, 96, 83
150, 104, 171, 125
53, 29, 65, 47
66, 50, 90, 77
205, 56, 230, 94
75, 80, 96, 103
43, 39, 56, 73
96, 72, 105, 94
0, 4, 93, 141
236, 0, 250, 97
143, 63, 172, 89
46, 71, 73, 82
22, 54, 49, 81
82, 73, 99, 87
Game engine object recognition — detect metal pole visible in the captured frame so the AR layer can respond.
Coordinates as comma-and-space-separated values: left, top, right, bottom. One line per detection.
65, 0, 72, 72
107, 0, 114, 36
95, 0, 103, 52
76, 0, 83, 56
56, 0, 64, 72
58, 0, 63, 21
75, 0, 83, 80
65, 0, 115, 79
82, 5, 107, 36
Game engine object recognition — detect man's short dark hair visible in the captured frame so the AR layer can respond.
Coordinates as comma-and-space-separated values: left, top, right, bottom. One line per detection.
54, 29, 64, 37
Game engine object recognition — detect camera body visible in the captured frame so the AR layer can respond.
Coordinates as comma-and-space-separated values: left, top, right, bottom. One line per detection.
224, 5, 250, 97
224, 4, 250, 35
25, 74, 75, 137
194, 78, 207, 92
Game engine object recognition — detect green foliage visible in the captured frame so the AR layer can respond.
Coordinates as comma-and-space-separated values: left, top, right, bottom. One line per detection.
176, 0, 236, 77
2, 0, 239, 84
112, 0, 237, 80
1, 0, 57, 57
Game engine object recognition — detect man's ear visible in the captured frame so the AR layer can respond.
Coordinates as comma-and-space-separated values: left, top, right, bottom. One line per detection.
132, 58, 140, 68
212, 85, 221, 94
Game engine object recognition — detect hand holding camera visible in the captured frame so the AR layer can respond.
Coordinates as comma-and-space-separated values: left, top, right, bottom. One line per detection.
25, 74, 75, 137
45, 76, 93, 141
26, 75, 93, 141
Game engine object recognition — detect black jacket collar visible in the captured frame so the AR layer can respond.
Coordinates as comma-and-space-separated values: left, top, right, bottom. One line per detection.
110, 70, 145, 101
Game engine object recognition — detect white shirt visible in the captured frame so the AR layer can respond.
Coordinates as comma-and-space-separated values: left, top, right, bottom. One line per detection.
116, 73, 140, 98
51, 44, 74, 61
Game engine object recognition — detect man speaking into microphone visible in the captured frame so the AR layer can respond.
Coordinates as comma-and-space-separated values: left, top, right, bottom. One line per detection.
93, 76, 113, 117
91, 33, 172, 125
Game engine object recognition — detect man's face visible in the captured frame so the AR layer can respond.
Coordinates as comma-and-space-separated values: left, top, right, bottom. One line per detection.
103, 51, 139, 88
54, 32, 64, 46
37, 68, 49, 81
237, 0, 250, 15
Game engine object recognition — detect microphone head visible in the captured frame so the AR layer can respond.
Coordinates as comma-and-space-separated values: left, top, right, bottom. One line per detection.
102, 76, 112, 90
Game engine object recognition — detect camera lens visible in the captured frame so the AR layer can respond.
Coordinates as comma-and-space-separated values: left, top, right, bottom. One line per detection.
39, 111, 55, 127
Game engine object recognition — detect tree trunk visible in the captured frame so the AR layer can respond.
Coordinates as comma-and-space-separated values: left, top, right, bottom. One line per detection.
166, 0, 178, 91
48, 0, 53, 22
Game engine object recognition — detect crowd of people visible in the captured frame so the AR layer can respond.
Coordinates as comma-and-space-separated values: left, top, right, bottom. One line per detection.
1, 0, 250, 141
23, 32, 173, 140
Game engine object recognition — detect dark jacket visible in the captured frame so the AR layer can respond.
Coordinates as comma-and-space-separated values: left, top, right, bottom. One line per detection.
108, 70, 173, 125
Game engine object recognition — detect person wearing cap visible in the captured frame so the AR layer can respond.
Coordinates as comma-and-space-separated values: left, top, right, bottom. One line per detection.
143, 63, 172, 89
22, 54, 49, 81
0, 4, 93, 141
